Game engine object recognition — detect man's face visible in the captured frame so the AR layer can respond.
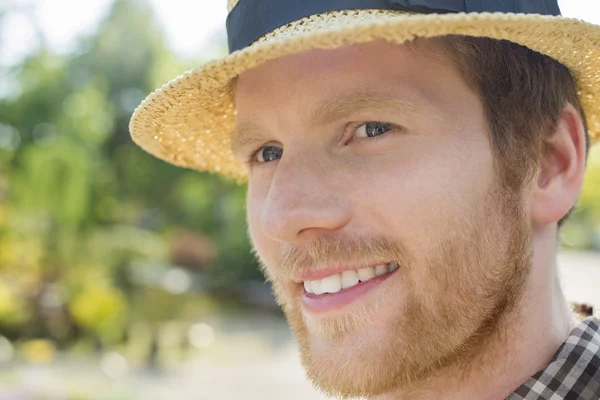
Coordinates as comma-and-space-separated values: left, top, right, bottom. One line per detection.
234, 40, 532, 398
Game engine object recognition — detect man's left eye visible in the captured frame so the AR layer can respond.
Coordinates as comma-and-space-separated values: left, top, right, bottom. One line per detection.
354, 122, 392, 139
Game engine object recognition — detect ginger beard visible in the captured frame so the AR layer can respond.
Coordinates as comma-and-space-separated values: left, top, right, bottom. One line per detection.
251, 178, 533, 398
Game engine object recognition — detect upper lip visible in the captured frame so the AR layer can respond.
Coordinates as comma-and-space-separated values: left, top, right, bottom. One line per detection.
291, 261, 393, 283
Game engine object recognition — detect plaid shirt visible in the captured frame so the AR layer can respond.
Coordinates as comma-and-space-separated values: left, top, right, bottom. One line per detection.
508, 316, 600, 400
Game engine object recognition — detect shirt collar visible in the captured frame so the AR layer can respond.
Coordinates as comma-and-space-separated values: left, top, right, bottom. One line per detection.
508, 316, 600, 399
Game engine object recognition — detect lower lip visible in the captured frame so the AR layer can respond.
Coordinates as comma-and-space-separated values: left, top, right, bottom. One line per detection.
301, 270, 397, 314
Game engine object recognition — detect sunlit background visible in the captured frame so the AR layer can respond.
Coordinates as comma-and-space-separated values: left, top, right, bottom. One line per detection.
0, 0, 599, 399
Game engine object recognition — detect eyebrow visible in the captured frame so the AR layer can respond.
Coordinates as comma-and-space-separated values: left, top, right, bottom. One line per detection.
310, 89, 421, 126
230, 119, 265, 156
230, 89, 423, 155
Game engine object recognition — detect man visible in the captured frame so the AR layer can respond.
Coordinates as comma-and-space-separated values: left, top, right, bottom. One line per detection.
130, 1, 600, 398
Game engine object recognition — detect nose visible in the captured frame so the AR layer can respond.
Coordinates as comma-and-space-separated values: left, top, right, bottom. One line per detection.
259, 156, 352, 245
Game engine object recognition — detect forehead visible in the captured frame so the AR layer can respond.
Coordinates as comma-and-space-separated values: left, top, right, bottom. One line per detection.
232, 39, 475, 149
235, 39, 453, 101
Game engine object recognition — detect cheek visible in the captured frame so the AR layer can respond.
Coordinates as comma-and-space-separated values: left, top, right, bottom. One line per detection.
246, 185, 279, 275
351, 134, 494, 255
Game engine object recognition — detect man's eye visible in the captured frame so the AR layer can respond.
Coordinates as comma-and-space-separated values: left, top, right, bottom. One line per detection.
354, 122, 392, 139
255, 146, 283, 163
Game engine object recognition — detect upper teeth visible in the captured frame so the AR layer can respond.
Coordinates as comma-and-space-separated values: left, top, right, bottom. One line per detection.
303, 262, 398, 295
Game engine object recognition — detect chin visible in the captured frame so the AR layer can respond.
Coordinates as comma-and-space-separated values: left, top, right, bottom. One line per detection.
296, 318, 429, 399
282, 280, 432, 398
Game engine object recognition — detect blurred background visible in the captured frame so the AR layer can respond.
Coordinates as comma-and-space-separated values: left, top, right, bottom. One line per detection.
0, 0, 598, 399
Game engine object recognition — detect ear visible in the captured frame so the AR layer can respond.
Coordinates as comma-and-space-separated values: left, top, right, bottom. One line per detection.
530, 103, 587, 227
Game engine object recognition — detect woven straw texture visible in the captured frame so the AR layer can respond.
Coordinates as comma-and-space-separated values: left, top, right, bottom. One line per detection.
227, 0, 239, 11
129, 9, 600, 181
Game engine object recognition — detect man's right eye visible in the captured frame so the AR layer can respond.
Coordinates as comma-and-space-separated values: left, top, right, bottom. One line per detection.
254, 146, 283, 163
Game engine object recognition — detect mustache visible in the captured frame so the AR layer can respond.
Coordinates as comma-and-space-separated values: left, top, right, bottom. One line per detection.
262, 235, 410, 284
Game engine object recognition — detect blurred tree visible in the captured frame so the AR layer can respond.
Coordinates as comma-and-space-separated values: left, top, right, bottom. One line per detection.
0, 0, 260, 354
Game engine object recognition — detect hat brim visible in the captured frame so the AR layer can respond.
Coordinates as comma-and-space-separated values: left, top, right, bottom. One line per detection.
129, 10, 600, 181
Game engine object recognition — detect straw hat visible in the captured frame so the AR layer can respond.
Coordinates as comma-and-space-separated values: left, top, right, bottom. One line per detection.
129, 0, 600, 181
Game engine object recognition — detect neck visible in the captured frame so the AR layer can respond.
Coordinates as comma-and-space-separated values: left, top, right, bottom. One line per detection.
375, 227, 578, 400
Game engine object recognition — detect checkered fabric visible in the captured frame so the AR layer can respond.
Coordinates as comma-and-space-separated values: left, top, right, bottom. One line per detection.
508, 316, 600, 400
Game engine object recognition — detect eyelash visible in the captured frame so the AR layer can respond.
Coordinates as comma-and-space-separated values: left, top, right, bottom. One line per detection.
344, 121, 403, 144
247, 121, 403, 165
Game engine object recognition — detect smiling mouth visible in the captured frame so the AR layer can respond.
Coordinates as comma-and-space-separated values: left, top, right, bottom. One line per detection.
302, 262, 398, 295
300, 262, 399, 313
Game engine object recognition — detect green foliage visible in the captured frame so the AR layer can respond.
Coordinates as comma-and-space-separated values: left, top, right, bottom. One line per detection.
13, 140, 94, 227
0, 0, 257, 346
69, 282, 127, 342
561, 146, 600, 249
579, 146, 600, 218
0, 280, 29, 328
